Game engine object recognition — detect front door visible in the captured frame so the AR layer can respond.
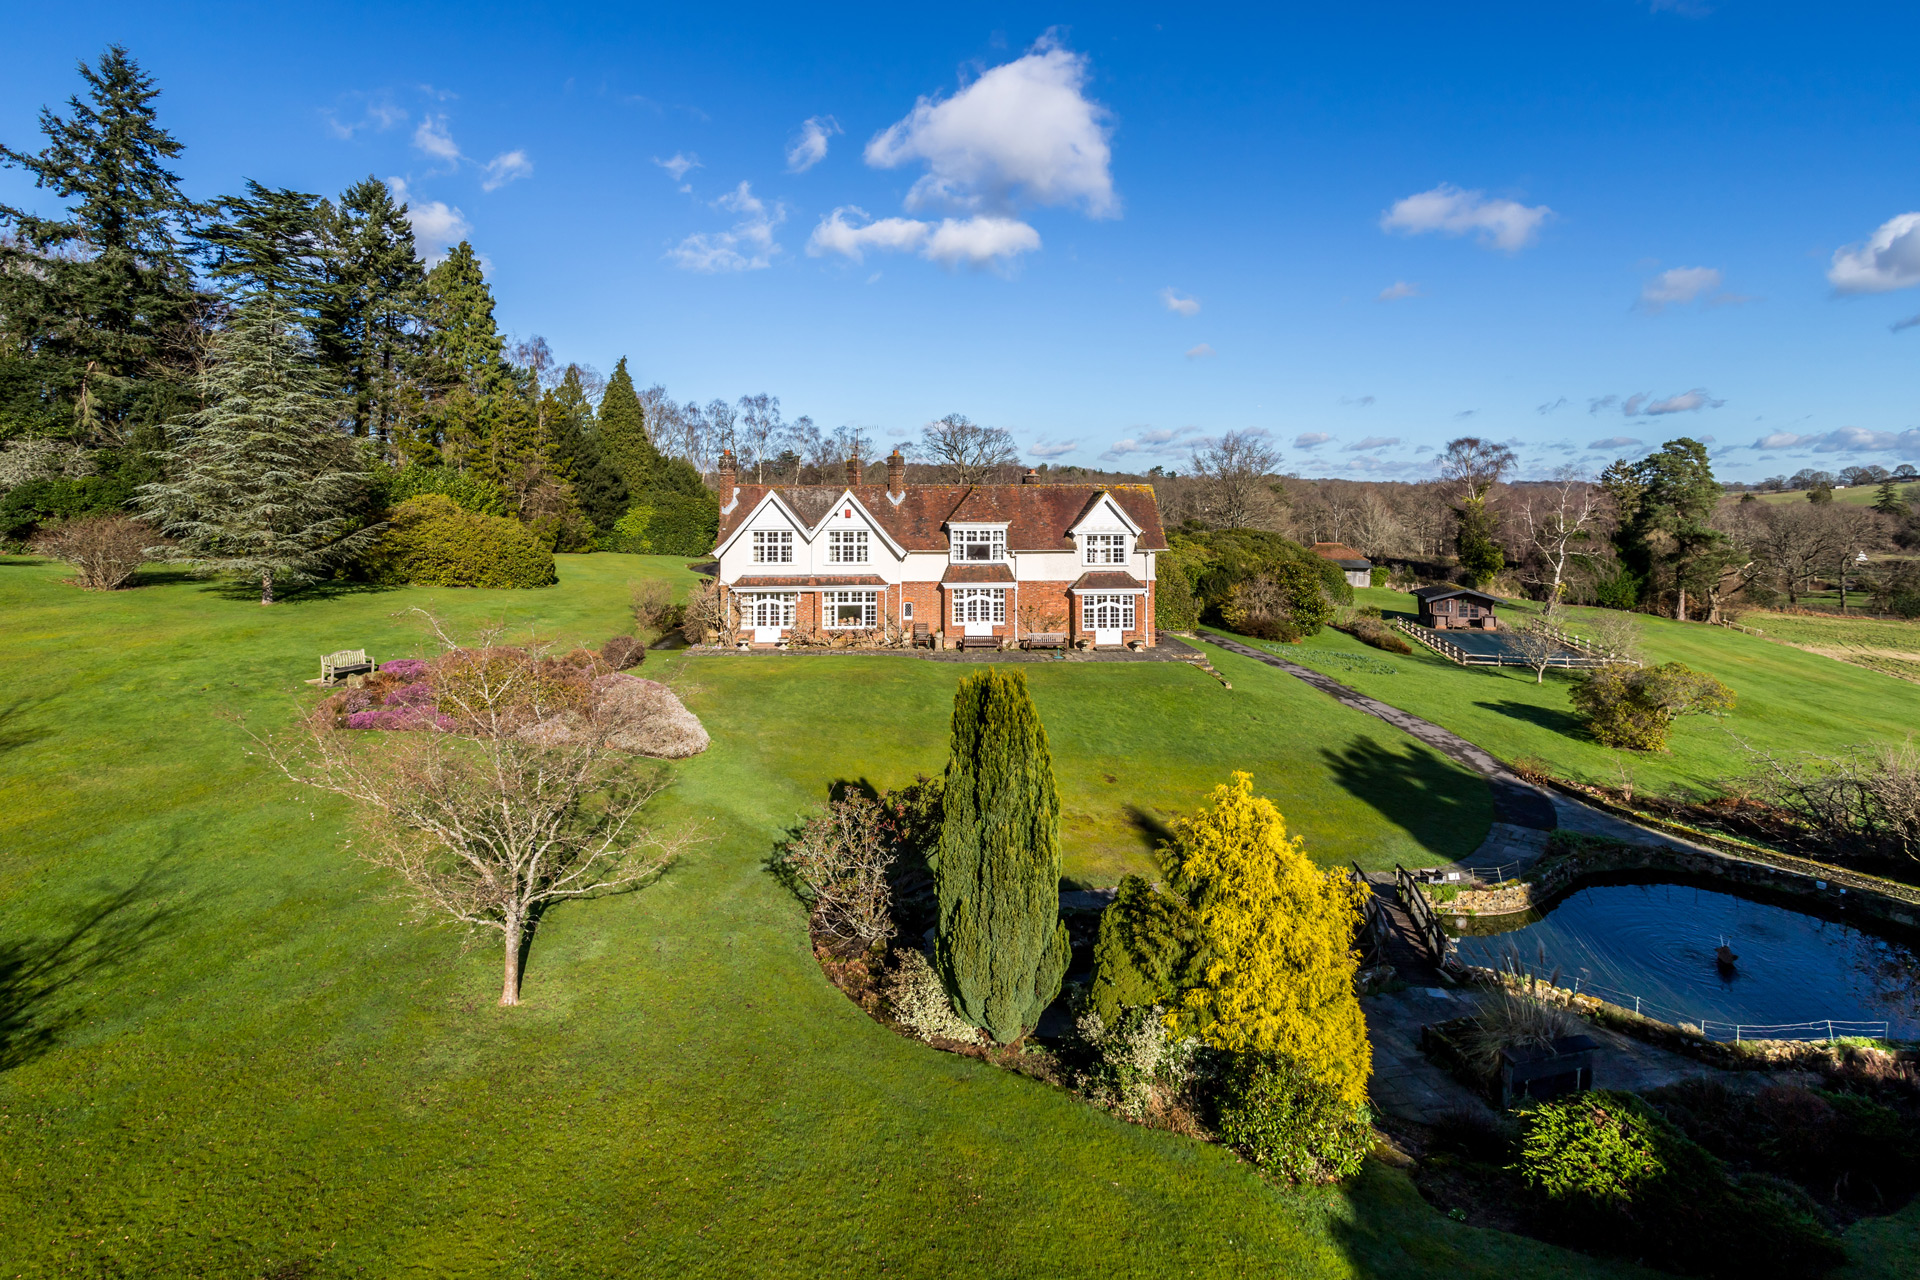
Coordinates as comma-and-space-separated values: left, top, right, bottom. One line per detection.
1083, 593, 1133, 647
954, 588, 1004, 637
747, 593, 794, 643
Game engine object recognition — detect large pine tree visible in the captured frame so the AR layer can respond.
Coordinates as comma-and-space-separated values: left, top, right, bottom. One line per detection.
139, 292, 377, 604
597, 357, 661, 495
546, 366, 627, 533
318, 178, 426, 446
202, 180, 329, 319
933, 668, 1071, 1044
423, 242, 509, 468
0, 46, 203, 443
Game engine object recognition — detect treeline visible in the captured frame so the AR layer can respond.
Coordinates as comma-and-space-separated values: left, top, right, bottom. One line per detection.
0, 47, 718, 584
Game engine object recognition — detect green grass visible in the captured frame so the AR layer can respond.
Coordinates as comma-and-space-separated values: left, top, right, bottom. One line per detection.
1740, 609, 1920, 684
1204, 587, 1920, 798
1753, 485, 1910, 508
0, 552, 1658, 1279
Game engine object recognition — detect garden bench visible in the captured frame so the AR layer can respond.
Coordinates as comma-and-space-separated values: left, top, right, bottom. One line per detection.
1019, 632, 1067, 650
912, 622, 934, 649
320, 649, 375, 683
958, 635, 1002, 651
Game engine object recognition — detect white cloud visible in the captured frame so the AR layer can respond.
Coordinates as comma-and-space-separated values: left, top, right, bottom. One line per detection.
806, 208, 1039, 269
1028, 438, 1077, 459
386, 177, 470, 265
1295, 432, 1333, 448
654, 152, 701, 183
668, 181, 784, 272
1345, 435, 1400, 451
864, 36, 1117, 218
1589, 436, 1642, 449
1639, 388, 1724, 415
1101, 426, 1202, 460
786, 116, 841, 173
1184, 343, 1216, 360
1638, 266, 1723, 312
1380, 183, 1552, 251
323, 96, 407, 140
1828, 213, 1920, 294
413, 114, 462, 164
923, 216, 1041, 268
1752, 426, 1920, 456
1377, 280, 1421, 301
1159, 288, 1200, 316
482, 149, 533, 192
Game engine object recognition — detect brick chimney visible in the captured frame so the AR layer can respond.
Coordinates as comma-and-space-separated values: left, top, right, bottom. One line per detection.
718, 449, 736, 508
887, 448, 906, 498
845, 452, 861, 486
1021, 468, 1040, 485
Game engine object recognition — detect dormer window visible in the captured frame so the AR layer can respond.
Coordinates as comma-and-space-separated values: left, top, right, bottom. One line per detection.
1084, 533, 1126, 565
828, 529, 869, 564
950, 527, 1006, 563
752, 530, 794, 564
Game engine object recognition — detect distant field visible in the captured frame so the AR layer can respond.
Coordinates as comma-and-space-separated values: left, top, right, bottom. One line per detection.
1752, 484, 1916, 507
1742, 609, 1920, 684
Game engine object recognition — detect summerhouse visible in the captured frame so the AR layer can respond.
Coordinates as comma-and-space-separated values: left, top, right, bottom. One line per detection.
1412, 585, 1501, 630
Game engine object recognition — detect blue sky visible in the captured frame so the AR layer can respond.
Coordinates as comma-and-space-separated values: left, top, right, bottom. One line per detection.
5, 2, 1919, 481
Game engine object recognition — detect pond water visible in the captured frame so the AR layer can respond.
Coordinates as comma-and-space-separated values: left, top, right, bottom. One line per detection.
1445, 879, 1920, 1040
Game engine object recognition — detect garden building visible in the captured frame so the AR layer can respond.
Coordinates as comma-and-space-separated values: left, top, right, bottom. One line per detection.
1412, 585, 1501, 630
1312, 542, 1373, 589
711, 450, 1165, 649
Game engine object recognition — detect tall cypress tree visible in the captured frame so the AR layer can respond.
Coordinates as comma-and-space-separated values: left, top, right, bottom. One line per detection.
933, 668, 1071, 1044
546, 366, 627, 533
597, 356, 661, 495
138, 291, 377, 604
423, 242, 508, 468
0, 45, 203, 443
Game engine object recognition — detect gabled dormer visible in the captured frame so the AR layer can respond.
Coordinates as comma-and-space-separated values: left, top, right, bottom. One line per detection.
1067, 491, 1144, 568
807, 490, 908, 563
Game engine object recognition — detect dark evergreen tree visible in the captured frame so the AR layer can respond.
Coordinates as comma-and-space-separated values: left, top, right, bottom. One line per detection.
597, 356, 661, 494
546, 366, 627, 533
1602, 437, 1731, 619
138, 291, 377, 604
0, 46, 204, 444
423, 242, 509, 468
1454, 501, 1505, 586
1874, 480, 1909, 518
201, 180, 329, 319
932, 668, 1071, 1044
317, 177, 426, 445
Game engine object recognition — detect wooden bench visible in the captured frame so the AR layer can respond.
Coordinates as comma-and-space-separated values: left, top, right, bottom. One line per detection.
320, 649, 375, 683
958, 635, 1002, 651
1019, 632, 1067, 651
911, 622, 935, 649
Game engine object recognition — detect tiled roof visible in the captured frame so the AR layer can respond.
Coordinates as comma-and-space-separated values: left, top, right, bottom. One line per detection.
1071, 571, 1146, 591
941, 564, 1016, 584
1412, 585, 1499, 604
1313, 542, 1372, 568
717, 482, 1167, 554
732, 574, 887, 588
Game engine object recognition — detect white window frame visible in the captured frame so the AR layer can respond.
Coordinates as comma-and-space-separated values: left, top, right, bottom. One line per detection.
822, 589, 879, 629
1080, 593, 1136, 631
742, 592, 797, 628
901, 601, 914, 621
828, 529, 870, 564
952, 587, 1006, 625
1083, 532, 1127, 565
752, 530, 794, 564
949, 527, 1007, 564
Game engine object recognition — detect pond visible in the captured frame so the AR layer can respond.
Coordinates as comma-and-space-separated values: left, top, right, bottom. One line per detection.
1445, 879, 1920, 1041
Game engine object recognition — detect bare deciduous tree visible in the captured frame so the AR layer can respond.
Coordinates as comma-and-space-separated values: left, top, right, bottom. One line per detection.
1188, 429, 1283, 529
272, 617, 697, 1006
780, 797, 897, 953
1746, 739, 1920, 862
737, 392, 784, 483
30, 514, 161, 590
1438, 437, 1516, 501
705, 398, 739, 469
919, 413, 1019, 485
1517, 468, 1605, 614
1578, 609, 1644, 664
1507, 623, 1563, 685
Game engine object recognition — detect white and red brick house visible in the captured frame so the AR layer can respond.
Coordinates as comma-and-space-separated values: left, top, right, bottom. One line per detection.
710, 450, 1167, 648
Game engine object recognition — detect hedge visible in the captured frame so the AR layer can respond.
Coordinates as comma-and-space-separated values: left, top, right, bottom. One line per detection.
366, 493, 555, 588
599, 489, 718, 557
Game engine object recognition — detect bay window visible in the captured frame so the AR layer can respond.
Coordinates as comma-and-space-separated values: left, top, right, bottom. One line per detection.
952, 588, 1006, 625
1080, 593, 1136, 631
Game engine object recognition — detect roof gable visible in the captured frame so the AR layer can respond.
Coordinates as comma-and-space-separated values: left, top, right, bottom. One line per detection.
1067, 491, 1143, 537
714, 481, 1168, 554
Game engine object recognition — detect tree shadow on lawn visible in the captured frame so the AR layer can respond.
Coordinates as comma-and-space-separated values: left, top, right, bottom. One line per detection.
194, 574, 402, 605
0, 856, 192, 1073
0, 697, 56, 759
1473, 698, 1586, 738
1320, 735, 1486, 861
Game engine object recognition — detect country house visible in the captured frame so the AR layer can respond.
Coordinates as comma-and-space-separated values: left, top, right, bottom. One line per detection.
710, 450, 1165, 648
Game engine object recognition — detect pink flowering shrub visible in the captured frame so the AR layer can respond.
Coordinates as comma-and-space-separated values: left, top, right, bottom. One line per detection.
345, 707, 455, 731
383, 681, 435, 709
380, 659, 429, 681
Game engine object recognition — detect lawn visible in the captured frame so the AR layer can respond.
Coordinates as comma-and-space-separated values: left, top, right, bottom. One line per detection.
1201, 587, 1920, 799
1739, 608, 1920, 684
0, 551, 1644, 1279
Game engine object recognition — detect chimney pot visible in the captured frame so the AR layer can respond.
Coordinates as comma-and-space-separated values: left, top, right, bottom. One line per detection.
718, 449, 737, 507
887, 449, 906, 498
1021, 468, 1040, 485
846, 454, 861, 486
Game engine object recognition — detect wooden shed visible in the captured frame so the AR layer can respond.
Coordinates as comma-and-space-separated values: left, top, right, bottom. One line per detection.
1412, 585, 1501, 630
1312, 542, 1373, 589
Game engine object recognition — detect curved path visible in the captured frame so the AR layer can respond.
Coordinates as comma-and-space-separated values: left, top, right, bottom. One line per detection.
1197, 632, 1715, 872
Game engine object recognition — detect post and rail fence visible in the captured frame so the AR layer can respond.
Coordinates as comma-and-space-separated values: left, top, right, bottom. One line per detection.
1477, 967, 1894, 1044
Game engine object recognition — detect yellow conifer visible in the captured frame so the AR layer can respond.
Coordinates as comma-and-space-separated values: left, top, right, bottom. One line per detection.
1165, 772, 1371, 1104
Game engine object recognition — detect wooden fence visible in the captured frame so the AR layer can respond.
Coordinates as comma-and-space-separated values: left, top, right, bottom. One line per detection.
1394, 863, 1452, 965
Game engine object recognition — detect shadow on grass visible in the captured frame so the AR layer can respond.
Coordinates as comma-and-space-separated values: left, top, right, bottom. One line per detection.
1320, 734, 1486, 860
0, 857, 189, 1072
1122, 804, 1174, 859
0, 698, 55, 758
194, 574, 402, 605
1473, 698, 1586, 737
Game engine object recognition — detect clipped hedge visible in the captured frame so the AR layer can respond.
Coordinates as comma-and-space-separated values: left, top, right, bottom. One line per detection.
599, 489, 719, 557
367, 493, 555, 588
